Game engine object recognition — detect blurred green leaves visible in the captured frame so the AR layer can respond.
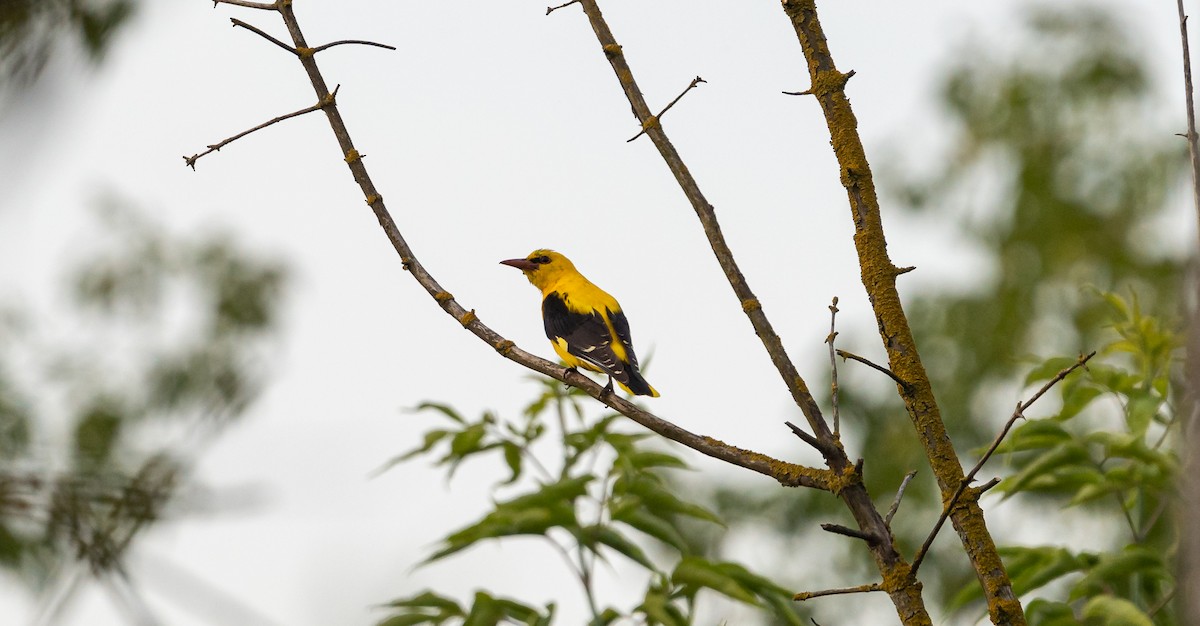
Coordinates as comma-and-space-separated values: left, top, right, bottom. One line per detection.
0, 0, 136, 93
0, 201, 287, 589
948, 291, 1181, 624
384, 377, 802, 625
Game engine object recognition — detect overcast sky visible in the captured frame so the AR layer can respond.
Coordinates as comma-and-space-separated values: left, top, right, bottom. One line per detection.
0, 1, 1191, 625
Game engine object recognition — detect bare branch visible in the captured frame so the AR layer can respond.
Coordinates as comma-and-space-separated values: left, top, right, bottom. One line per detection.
821, 523, 880, 545
1177, 0, 1200, 239
827, 296, 841, 436
546, 0, 581, 15
230, 17, 295, 55
310, 39, 397, 54
183, 86, 339, 169
836, 349, 906, 388
908, 351, 1097, 579
884, 470, 918, 528
627, 76, 707, 142
794, 582, 883, 602
212, 0, 277, 9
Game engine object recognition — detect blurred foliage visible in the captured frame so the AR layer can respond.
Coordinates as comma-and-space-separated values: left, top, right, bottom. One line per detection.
948, 291, 1182, 624
388, 378, 804, 625
0, 201, 287, 599
0, 0, 136, 93
694, 3, 1189, 623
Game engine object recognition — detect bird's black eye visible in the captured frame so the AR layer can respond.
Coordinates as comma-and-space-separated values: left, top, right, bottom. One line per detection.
532, 255, 551, 265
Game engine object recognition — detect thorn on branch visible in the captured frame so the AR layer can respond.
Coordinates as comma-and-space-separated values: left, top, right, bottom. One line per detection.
794, 582, 883, 602
628, 76, 706, 142
896, 265, 916, 275
835, 349, 907, 388
546, 0, 581, 15
820, 523, 880, 545
230, 18, 296, 55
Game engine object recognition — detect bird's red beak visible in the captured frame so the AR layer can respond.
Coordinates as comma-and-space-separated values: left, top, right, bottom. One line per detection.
500, 258, 538, 271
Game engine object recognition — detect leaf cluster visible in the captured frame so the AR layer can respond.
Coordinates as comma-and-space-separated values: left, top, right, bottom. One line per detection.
382, 377, 802, 625
0, 202, 288, 587
950, 291, 1181, 624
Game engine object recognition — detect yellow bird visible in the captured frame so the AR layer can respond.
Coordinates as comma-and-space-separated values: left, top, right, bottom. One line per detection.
500, 249, 659, 397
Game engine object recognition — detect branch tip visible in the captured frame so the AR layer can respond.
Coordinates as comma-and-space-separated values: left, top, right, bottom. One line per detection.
546, 0, 580, 15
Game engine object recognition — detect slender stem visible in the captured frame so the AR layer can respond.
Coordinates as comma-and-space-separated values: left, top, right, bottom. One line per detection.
794, 582, 883, 601
827, 297, 840, 437
1177, 0, 1200, 241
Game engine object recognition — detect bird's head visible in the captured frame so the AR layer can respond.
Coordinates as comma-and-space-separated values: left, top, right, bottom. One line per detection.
500, 249, 576, 291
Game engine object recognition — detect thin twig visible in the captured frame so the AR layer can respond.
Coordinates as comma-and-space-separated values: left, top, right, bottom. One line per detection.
908, 351, 1097, 579
213, 0, 277, 9
784, 421, 833, 458
1177, 0, 1200, 238
884, 470, 917, 528
783, 69, 856, 96
794, 582, 883, 602
827, 296, 840, 437
627, 76, 706, 142
546, 0, 581, 15
230, 17, 295, 55
310, 39, 397, 54
835, 349, 906, 388
820, 523, 879, 545
183, 86, 339, 169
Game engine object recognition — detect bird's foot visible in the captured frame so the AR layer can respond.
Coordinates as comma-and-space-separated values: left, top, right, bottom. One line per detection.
601, 377, 615, 398
563, 367, 579, 390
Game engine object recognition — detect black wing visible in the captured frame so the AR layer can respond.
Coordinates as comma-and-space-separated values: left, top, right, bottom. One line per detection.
542, 292, 628, 379
607, 307, 639, 368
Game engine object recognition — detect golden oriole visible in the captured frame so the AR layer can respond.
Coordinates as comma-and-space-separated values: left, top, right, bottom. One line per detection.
500, 249, 659, 397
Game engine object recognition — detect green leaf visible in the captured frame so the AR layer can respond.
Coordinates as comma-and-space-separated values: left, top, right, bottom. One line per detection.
615, 475, 723, 526
1070, 546, 1169, 600
611, 506, 690, 553
636, 580, 689, 626
998, 546, 1085, 596
626, 450, 690, 471
1024, 598, 1078, 626
377, 590, 464, 625
998, 440, 1097, 496
1024, 357, 1079, 385
671, 556, 759, 605
582, 525, 658, 571
414, 402, 466, 424
462, 592, 503, 626
423, 477, 591, 564
1123, 392, 1161, 438
449, 423, 487, 457
998, 419, 1072, 453
1057, 382, 1104, 421
501, 442, 522, 485
1080, 596, 1153, 626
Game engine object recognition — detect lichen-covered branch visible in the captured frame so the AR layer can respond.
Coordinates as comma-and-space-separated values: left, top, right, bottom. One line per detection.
565, 1, 929, 622
778, 0, 1024, 623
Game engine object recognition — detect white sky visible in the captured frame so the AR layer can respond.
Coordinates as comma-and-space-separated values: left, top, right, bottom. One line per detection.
0, 1, 1191, 624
